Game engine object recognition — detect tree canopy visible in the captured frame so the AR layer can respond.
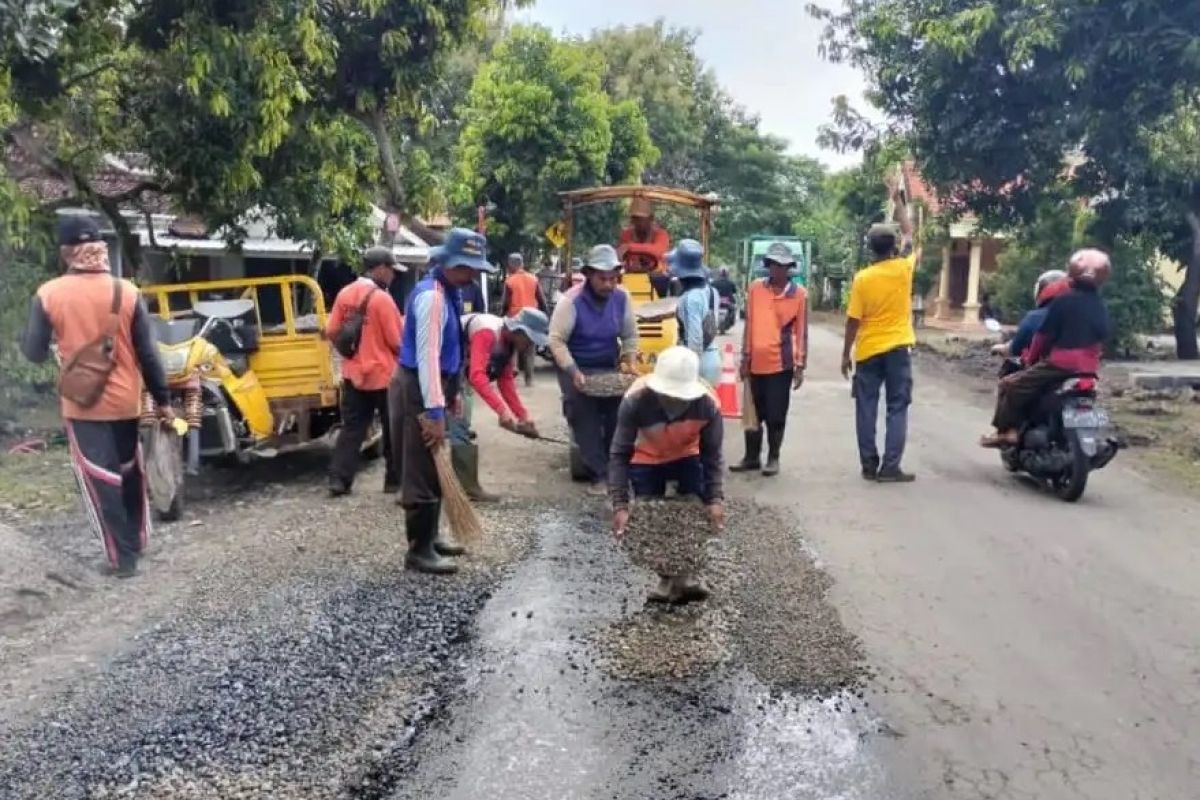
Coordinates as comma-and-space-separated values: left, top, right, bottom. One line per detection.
812, 0, 1200, 355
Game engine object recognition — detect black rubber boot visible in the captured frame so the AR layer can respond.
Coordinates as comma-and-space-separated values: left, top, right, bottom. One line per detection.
647, 575, 674, 603
405, 504, 458, 575
451, 443, 500, 503
762, 425, 784, 476
729, 430, 764, 472
673, 574, 711, 604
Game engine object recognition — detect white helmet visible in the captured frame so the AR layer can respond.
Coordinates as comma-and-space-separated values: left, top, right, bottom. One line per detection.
1034, 269, 1067, 303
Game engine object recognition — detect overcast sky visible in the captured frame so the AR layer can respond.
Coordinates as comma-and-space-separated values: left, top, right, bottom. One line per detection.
515, 0, 870, 171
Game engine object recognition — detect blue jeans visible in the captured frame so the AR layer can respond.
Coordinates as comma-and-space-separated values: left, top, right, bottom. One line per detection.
628, 456, 705, 499
853, 347, 912, 472
448, 386, 475, 446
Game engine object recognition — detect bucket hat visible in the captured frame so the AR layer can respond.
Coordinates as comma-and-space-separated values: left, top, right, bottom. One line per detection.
583, 244, 621, 272
645, 346, 709, 401
428, 227, 496, 273
668, 239, 708, 280
504, 307, 550, 347
763, 241, 797, 267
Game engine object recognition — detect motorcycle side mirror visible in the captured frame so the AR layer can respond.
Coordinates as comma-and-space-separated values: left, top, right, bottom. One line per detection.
983, 318, 1002, 333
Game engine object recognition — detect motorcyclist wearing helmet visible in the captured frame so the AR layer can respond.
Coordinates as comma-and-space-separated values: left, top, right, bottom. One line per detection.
991, 269, 1069, 362
981, 249, 1112, 448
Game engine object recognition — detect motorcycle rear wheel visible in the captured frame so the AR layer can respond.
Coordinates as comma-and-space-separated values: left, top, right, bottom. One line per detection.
1053, 430, 1089, 502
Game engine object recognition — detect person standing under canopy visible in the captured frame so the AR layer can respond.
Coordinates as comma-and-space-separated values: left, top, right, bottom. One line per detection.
617, 196, 672, 297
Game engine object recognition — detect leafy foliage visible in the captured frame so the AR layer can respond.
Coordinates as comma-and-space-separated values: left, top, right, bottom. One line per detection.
812, 0, 1200, 355
453, 25, 658, 257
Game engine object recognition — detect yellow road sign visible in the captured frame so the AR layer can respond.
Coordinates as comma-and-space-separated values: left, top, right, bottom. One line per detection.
545, 221, 567, 248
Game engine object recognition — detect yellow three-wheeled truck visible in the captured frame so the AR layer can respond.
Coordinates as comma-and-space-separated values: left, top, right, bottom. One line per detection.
139, 274, 378, 519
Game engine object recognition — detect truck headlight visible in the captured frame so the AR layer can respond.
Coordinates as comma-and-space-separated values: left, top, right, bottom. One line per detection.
160, 347, 190, 378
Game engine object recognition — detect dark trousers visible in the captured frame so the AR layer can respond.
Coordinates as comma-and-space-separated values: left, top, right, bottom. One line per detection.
518, 349, 534, 386
749, 370, 794, 459
330, 380, 396, 489
65, 419, 147, 569
628, 456, 704, 498
854, 347, 913, 472
399, 368, 455, 508
992, 363, 1073, 431
558, 370, 622, 483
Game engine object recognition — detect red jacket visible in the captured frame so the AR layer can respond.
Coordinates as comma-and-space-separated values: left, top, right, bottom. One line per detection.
464, 314, 528, 421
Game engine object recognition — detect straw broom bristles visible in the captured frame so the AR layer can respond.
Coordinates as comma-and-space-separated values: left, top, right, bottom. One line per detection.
432, 445, 484, 545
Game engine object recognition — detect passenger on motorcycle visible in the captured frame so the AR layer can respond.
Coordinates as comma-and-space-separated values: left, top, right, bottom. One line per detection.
991, 269, 1069, 362
981, 250, 1112, 448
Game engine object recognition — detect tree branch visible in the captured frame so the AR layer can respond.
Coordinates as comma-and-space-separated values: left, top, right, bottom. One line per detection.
61, 60, 120, 91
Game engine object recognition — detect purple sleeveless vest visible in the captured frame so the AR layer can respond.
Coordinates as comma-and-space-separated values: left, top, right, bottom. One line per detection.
567, 286, 627, 370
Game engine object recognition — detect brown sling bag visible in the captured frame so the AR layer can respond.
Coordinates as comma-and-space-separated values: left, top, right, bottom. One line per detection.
58, 277, 122, 408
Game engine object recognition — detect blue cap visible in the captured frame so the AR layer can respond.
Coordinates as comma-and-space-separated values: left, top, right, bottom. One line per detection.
667, 238, 707, 279
428, 227, 496, 273
505, 307, 550, 347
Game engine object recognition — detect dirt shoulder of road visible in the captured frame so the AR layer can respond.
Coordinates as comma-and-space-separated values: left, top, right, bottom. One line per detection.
0, 373, 578, 718
916, 327, 1200, 493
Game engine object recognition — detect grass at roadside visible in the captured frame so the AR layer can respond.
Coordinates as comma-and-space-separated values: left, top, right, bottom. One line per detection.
0, 447, 77, 516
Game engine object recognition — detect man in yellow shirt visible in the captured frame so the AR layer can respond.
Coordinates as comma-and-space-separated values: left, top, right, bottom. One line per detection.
841, 214, 921, 483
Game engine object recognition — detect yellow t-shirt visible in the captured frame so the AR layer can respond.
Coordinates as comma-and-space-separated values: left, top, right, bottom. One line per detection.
847, 254, 916, 362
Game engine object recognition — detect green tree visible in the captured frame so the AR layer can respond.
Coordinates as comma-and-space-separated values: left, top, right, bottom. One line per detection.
453, 25, 657, 257
812, 0, 1200, 356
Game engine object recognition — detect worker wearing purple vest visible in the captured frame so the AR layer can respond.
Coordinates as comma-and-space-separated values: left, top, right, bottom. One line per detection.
548, 244, 639, 493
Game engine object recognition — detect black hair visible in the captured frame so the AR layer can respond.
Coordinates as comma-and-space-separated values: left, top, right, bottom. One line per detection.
679, 275, 707, 291
867, 231, 898, 259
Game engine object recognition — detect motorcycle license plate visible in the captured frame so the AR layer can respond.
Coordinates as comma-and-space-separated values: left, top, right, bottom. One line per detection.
1062, 407, 1109, 429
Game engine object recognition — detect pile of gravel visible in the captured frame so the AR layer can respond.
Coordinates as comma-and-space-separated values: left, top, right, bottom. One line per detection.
621, 497, 716, 576
593, 499, 867, 696
581, 371, 637, 397
0, 498, 540, 800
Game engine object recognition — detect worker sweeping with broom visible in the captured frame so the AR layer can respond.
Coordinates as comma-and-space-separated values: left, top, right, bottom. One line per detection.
396, 229, 496, 575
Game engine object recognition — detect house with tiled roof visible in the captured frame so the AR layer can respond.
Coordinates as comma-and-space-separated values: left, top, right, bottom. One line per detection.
887, 160, 1008, 329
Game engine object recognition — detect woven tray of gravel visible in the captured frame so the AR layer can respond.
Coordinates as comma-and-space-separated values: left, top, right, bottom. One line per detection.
580, 371, 637, 397
621, 497, 716, 576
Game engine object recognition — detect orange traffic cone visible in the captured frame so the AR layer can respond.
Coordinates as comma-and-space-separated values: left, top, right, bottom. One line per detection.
716, 342, 741, 419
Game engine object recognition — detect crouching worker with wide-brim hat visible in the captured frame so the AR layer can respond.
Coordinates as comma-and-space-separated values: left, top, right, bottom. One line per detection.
609, 346, 725, 604
395, 228, 496, 575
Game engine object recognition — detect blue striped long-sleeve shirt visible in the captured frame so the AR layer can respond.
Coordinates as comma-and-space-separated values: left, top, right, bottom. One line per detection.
400, 276, 463, 420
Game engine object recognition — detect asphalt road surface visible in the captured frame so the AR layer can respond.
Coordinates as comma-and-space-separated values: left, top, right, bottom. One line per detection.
1, 324, 1198, 799
740, 324, 1200, 799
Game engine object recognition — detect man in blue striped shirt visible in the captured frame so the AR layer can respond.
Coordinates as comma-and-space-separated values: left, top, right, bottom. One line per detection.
396, 228, 497, 574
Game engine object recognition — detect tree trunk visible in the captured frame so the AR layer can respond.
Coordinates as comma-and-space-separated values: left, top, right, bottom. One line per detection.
1172, 210, 1200, 360
97, 197, 141, 279
364, 109, 404, 246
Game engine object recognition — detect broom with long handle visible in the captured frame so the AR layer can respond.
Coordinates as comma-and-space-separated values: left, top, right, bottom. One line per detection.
432, 444, 484, 546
